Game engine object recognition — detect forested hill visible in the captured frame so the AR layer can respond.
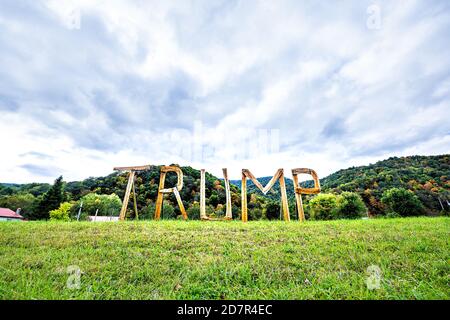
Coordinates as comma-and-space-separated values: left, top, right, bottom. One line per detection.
230, 155, 449, 214
0, 155, 449, 219
321, 155, 450, 214
0, 165, 243, 220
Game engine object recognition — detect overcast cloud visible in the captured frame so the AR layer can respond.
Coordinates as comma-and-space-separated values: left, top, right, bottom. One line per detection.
0, 0, 449, 183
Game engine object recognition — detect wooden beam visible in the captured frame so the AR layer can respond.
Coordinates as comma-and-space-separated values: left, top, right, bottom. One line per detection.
222, 168, 232, 220
119, 171, 135, 221
173, 188, 188, 220
241, 170, 248, 222
278, 171, 290, 221
154, 171, 166, 220
200, 169, 208, 220
114, 165, 151, 172
132, 176, 138, 220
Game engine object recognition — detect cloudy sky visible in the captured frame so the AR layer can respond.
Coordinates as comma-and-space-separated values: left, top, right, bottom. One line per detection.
0, 0, 449, 183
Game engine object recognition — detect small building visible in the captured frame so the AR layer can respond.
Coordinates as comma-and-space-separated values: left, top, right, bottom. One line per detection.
0, 208, 24, 221
87, 216, 119, 222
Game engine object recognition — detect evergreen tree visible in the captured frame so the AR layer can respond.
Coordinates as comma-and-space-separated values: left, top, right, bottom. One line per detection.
36, 176, 66, 220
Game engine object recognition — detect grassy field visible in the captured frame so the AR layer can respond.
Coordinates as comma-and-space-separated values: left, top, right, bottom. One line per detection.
0, 217, 449, 300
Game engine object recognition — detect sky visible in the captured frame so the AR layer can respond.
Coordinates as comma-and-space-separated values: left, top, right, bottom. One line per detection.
0, 0, 449, 183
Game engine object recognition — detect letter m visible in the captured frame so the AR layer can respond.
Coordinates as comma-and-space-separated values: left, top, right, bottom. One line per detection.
241, 168, 290, 222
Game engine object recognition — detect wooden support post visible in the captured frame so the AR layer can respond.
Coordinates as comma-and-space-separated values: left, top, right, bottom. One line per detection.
241, 170, 248, 222
119, 171, 135, 221
200, 169, 208, 220
222, 168, 232, 220
154, 171, 166, 220
173, 188, 188, 220
132, 176, 139, 220
278, 171, 290, 221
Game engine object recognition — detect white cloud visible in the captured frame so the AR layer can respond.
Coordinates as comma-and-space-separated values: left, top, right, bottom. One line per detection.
0, 0, 449, 183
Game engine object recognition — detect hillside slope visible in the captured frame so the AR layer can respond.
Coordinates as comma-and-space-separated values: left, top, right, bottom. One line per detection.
321, 155, 450, 214
1, 155, 449, 218
231, 155, 449, 215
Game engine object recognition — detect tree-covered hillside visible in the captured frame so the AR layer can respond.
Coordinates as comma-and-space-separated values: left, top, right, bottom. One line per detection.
321, 155, 450, 215
0, 165, 245, 220
1, 155, 449, 219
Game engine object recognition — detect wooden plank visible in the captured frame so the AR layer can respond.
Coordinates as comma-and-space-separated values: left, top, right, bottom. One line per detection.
241, 170, 248, 222
278, 171, 290, 221
119, 171, 135, 221
154, 171, 166, 220
132, 176, 139, 220
114, 165, 151, 172
173, 188, 188, 220
200, 169, 207, 220
222, 168, 232, 220
292, 173, 305, 222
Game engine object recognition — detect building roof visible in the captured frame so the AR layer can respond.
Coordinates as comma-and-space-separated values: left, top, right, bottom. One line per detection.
0, 208, 24, 219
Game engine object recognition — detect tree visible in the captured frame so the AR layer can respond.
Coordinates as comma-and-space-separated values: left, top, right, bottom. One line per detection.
37, 176, 66, 220
0, 193, 38, 219
381, 188, 425, 217
308, 193, 339, 220
49, 202, 73, 221
336, 192, 368, 219
265, 201, 280, 220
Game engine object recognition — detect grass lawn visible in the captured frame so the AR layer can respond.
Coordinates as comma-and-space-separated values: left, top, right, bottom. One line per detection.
0, 217, 448, 300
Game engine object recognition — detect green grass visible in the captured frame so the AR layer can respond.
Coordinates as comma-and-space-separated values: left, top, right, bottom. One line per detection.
0, 217, 449, 300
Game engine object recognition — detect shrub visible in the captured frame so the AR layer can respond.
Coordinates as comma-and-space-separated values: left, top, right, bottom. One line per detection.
265, 201, 281, 220
162, 203, 176, 219
49, 202, 73, 221
440, 210, 450, 217
248, 207, 263, 220
187, 203, 201, 219
139, 202, 156, 220
336, 192, 368, 219
308, 194, 339, 220
385, 212, 401, 219
76, 193, 122, 218
381, 188, 425, 217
